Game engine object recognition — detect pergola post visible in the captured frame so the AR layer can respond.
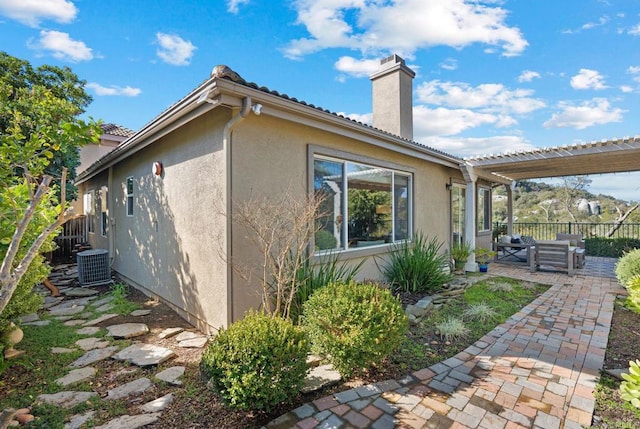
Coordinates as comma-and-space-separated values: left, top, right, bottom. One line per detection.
507, 181, 515, 235
460, 164, 477, 272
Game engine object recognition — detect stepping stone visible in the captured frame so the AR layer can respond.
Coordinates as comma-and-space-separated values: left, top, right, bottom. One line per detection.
95, 303, 114, 313
70, 346, 119, 368
158, 327, 183, 339
77, 327, 101, 335
37, 391, 98, 408
54, 316, 75, 321
140, 393, 174, 413
64, 411, 95, 429
112, 343, 175, 366
106, 323, 149, 339
106, 377, 153, 401
52, 347, 77, 354
23, 320, 51, 327
130, 309, 152, 317
84, 313, 118, 326
175, 331, 200, 342
606, 368, 628, 380
52, 297, 95, 308
94, 413, 161, 429
49, 305, 85, 317
20, 313, 40, 323
76, 337, 111, 351
53, 279, 76, 287
178, 337, 207, 348
302, 364, 342, 393
155, 366, 185, 385
64, 320, 86, 326
92, 296, 114, 307
43, 296, 64, 308
56, 367, 96, 387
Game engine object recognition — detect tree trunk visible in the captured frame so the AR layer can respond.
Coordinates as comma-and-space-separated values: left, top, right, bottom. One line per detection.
606, 204, 640, 238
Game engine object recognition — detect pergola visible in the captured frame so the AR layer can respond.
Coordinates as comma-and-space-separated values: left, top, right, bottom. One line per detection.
458, 136, 640, 271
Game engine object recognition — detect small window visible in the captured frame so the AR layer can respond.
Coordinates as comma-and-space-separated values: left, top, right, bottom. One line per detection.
477, 187, 491, 232
126, 177, 134, 216
84, 190, 95, 234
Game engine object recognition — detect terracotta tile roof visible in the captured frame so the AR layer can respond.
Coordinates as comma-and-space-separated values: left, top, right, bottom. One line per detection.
100, 123, 135, 138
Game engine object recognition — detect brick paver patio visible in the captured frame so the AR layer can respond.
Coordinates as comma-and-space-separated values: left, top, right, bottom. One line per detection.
264, 256, 624, 429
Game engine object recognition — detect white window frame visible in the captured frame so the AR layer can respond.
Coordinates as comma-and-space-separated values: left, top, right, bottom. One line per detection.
84, 190, 95, 234
100, 186, 108, 237
126, 177, 134, 217
477, 186, 491, 232
312, 152, 413, 254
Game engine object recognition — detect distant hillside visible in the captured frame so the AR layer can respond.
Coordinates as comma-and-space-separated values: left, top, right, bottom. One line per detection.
492, 179, 640, 224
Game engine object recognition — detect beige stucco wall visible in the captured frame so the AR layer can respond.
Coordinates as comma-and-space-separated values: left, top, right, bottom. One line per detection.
78, 170, 110, 252
228, 113, 460, 321
108, 109, 232, 333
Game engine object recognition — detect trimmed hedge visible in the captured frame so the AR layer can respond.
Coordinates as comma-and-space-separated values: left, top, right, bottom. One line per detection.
585, 237, 640, 258
302, 281, 408, 377
200, 311, 309, 411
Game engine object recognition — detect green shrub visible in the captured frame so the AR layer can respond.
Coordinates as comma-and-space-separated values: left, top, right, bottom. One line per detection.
314, 230, 337, 251
290, 252, 363, 325
586, 237, 640, 258
620, 359, 640, 408
381, 232, 453, 293
626, 276, 640, 314
200, 311, 309, 411
302, 281, 408, 377
616, 249, 640, 288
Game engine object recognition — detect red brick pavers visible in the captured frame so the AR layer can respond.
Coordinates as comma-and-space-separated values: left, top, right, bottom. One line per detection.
263, 259, 623, 428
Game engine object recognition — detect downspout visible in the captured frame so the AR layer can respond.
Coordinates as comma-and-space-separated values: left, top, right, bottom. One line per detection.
222, 97, 254, 327
108, 166, 114, 265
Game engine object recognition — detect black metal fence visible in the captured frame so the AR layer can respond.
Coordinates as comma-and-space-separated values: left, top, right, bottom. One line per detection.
494, 221, 640, 241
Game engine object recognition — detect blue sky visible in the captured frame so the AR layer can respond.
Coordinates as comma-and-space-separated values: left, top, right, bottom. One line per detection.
1, 0, 639, 201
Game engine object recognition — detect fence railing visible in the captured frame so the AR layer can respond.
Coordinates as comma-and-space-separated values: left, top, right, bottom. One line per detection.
494, 221, 640, 241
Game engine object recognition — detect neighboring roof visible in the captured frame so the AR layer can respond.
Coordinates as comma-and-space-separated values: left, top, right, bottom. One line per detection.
100, 123, 135, 138
77, 66, 462, 184
466, 136, 640, 181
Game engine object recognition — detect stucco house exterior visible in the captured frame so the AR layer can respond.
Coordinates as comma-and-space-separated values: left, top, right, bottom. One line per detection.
75, 55, 502, 334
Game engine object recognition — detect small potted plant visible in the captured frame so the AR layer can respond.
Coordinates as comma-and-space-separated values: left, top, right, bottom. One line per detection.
475, 247, 497, 272
450, 241, 473, 274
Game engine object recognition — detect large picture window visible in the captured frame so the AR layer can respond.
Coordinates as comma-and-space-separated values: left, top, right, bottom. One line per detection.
314, 155, 412, 252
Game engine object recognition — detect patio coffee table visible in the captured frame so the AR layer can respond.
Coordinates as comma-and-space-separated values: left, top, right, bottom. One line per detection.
494, 242, 533, 263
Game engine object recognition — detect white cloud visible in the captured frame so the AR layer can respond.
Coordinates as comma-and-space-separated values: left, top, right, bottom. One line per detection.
283, 0, 527, 59
337, 112, 372, 124
620, 85, 634, 93
0, 0, 77, 27
416, 80, 545, 115
629, 66, 640, 74
334, 56, 380, 77
413, 105, 500, 137
581, 15, 610, 30
629, 24, 640, 36
28, 30, 93, 62
155, 33, 196, 66
518, 70, 540, 83
543, 98, 624, 129
439, 58, 458, 71
227, 0, 249, 14
418, 135, 535, 158
570, 68, 608, 90
86, 83, 141, 97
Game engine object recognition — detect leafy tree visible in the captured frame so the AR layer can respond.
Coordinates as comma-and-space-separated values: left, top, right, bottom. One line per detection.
0, 53, 100, 328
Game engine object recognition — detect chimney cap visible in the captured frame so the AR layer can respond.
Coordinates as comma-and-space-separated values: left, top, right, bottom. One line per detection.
369, 53, 416, 80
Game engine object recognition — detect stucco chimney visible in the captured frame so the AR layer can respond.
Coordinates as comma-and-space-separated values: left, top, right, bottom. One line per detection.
369, 54, 416, 140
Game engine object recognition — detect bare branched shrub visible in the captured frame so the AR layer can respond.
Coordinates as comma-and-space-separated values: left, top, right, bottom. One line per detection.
232, 189, 323, 320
